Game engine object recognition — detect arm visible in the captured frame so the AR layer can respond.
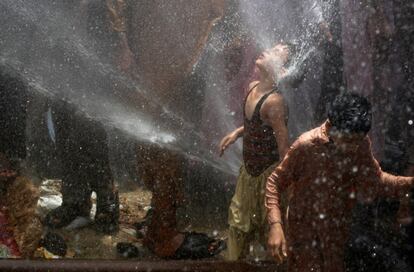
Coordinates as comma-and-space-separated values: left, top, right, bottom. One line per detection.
266, 140, 304, 262
361, 139, 413, 199
218, 126, 244, 157
106, 0, 135, 72
262, 93, 289, 158
367, 157, 413, 198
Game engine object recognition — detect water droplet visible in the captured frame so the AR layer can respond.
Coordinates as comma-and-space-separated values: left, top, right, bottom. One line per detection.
319, 213, 326, 220
352, 166, 358, 173
349, 192, 356, 199
408, 120, 413, 125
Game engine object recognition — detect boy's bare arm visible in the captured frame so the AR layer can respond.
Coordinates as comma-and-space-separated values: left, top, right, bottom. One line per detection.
262, 93, 289, 158
218, 126, 244, 156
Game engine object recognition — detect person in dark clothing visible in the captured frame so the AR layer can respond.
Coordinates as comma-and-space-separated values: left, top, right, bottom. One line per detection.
45, 101, 119, 234
0, 66, 28, 165
345, 200, 411, 272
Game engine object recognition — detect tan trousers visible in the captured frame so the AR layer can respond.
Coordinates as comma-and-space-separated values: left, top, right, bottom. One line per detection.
226, 164, 276, 261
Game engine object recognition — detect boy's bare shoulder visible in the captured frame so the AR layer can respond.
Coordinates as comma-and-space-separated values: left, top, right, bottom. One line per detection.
263, 92, 285, 109
248, 81, 260, 90
268, 91, 284, 102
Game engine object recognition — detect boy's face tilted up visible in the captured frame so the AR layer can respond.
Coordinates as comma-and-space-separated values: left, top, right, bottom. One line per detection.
255, 44, 290, 76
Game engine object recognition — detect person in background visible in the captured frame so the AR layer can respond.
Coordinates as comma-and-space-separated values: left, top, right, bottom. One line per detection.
106, 0, 227, 259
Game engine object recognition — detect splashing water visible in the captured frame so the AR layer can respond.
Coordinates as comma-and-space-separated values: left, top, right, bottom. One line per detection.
236, 0, 330, 139
0, 0, 336, 178
0, 0, 239, 176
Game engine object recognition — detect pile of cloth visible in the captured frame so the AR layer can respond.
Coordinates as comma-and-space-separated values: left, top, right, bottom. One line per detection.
0, 153, 43, 258
0, 205, 21, 258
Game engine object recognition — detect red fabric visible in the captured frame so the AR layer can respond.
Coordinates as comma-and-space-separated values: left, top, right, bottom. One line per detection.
0, 206, 21, 257
137, 145, 184, 258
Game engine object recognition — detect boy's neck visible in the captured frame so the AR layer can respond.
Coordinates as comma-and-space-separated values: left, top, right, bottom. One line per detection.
257, 76, 277, 93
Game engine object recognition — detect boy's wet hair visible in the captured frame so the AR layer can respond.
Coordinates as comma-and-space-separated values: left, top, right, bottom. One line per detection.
283, 41, 298, 67
284, 41, 298, 58
328, 92, 372, 135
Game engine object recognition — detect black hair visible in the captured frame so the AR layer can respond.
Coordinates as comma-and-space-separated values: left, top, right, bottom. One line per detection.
328, 92, 372, 135
283, 41, 301, 70
285, 41, 298, 59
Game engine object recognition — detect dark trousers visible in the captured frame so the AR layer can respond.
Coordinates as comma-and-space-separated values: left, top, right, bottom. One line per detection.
52, 102, 117, 215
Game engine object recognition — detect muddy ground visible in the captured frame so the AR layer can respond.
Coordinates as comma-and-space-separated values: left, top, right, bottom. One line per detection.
38, 180, 228, 260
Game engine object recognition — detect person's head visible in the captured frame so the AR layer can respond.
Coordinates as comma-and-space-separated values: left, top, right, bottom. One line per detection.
255, 43, 290, 80
327, 92, 372, 152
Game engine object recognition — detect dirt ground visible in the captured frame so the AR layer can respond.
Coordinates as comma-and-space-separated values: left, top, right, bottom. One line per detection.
39, 181, 227, 260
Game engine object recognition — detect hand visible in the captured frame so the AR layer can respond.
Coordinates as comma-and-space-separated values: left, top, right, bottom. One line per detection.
268, 223, 287, 263
218, 132, 238, 157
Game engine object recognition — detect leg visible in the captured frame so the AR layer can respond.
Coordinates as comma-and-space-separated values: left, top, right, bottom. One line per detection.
45, 102, 120, 232
226, 226, 251, 261
137, 143, 225, 258
137, 143, 184, 258
226, 165, 257, 260
45, 103, 92, 228
87, 119, 119, 234
0, 67, 28, 164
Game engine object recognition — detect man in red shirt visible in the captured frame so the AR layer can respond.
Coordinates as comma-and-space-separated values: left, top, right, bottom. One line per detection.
266, 92, 413, 271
